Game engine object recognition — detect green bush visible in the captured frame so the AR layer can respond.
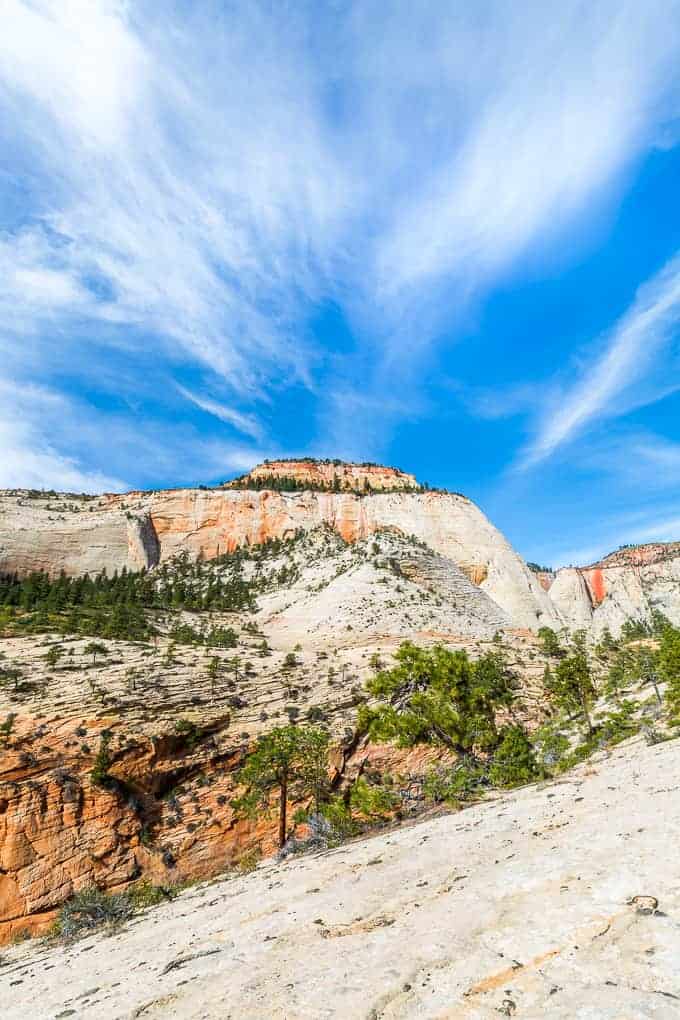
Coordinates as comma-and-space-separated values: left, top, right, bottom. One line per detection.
54, 887, 133, 938
423, 759, 488, 804
127, 879, 176, 910
316, 795, 357, 839
90, 732, 112, 787
532, 725, 570, 773
538, 627, 562, 658
660, 626, 680, 717
54, 880, 179, 939
488, 725, 541, 788
349, 776, 399, 822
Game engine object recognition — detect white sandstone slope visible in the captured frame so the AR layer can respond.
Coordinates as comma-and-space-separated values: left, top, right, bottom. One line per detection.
4, 735, 679, 1019
250, 529, 510, 647
547, 568, 595, 632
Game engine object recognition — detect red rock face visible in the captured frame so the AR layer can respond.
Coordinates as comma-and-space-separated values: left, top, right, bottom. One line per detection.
0, 715, 276, 943
583, 568, 607, 606
585, 542, 680, 570
0, 713, 465, 943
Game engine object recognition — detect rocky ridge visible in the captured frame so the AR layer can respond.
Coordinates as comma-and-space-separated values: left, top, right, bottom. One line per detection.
227, 458, 421, 492
549, 541, 680, 637
0, 473, 560, 630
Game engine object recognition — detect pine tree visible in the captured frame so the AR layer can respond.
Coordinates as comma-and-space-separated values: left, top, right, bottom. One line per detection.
358, 642, 514, 755
232, 725, 330, 848
659, 626, 680, 717
551, 650, 596, 734
44, 645, 64, 670
489, 725, 541, 787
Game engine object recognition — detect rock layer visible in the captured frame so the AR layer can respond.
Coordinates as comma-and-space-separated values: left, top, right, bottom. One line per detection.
0, 486, 560, 630
549, 542, 680, 636
228, 459, 420, 492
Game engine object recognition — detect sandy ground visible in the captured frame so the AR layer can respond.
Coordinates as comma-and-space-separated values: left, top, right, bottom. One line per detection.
2, 735, 679, 1019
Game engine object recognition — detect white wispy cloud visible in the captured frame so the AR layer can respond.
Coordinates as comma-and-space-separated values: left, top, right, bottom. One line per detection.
367, 2, 680, 312
1, 1, 679, 488
0, 380, 126, 492
175, 385, 263, 441
0, 377, 268, 492
522, 252, 680, 467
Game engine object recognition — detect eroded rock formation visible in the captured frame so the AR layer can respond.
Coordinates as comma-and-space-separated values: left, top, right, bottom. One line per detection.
0, 470, 559, 631
228, 459, 421, 492
548, 542, 680, 636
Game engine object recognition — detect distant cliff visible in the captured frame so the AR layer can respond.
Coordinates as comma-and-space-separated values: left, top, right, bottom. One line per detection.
7, 462, 679, 636
548, 542, 680, 635
226, 459, 421, 493
0, 462, 558, 631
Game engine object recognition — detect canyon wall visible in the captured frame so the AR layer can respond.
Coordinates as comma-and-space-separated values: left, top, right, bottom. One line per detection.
5, 478, 680, 637
0, 485, 560, 631
548, 543, 680, 636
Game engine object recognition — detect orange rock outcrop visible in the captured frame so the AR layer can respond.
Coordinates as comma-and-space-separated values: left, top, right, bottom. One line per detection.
228, 459, 420, 492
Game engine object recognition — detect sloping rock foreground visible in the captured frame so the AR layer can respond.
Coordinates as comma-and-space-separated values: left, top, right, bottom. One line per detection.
3, 736, 678, 1019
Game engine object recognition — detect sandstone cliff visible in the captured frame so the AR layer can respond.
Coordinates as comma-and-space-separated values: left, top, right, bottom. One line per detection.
227, 459, 421, 492
548, 542, 680, 637
0, 472, 560, 631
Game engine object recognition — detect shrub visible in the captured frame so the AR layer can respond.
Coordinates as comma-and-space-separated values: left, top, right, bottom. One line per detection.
423, 760, 488, 804
0, 712, 16, 747
349, 776, 399, 822
532, 726, 570, 772
315, 795, 357, 839
236, 848, 261, 874
90, 732, 112, 787
660, 626, 680, 718
488, 726, 541, 788
596, 700, 639, 746
54, 880, 179, 939
538, 627, 562, 658
173, 718, 203, 749
55, 887, 133, 938
127, 878, 174, 909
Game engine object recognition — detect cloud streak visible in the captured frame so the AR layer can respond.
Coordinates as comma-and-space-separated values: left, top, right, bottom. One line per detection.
522, 252, 680, 467
0, 1, 679, 487
176, 385, 264, 441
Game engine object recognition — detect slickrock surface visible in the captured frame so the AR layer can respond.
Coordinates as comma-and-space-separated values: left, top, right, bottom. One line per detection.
3, 736, 678, 1019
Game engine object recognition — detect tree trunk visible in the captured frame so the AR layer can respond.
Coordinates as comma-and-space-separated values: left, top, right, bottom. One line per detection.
278, 771, 288, 848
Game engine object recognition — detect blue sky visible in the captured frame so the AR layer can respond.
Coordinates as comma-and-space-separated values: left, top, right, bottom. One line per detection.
2, 1, 680, 567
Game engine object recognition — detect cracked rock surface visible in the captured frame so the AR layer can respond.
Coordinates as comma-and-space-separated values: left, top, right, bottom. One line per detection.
3, 736, 679, 1019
